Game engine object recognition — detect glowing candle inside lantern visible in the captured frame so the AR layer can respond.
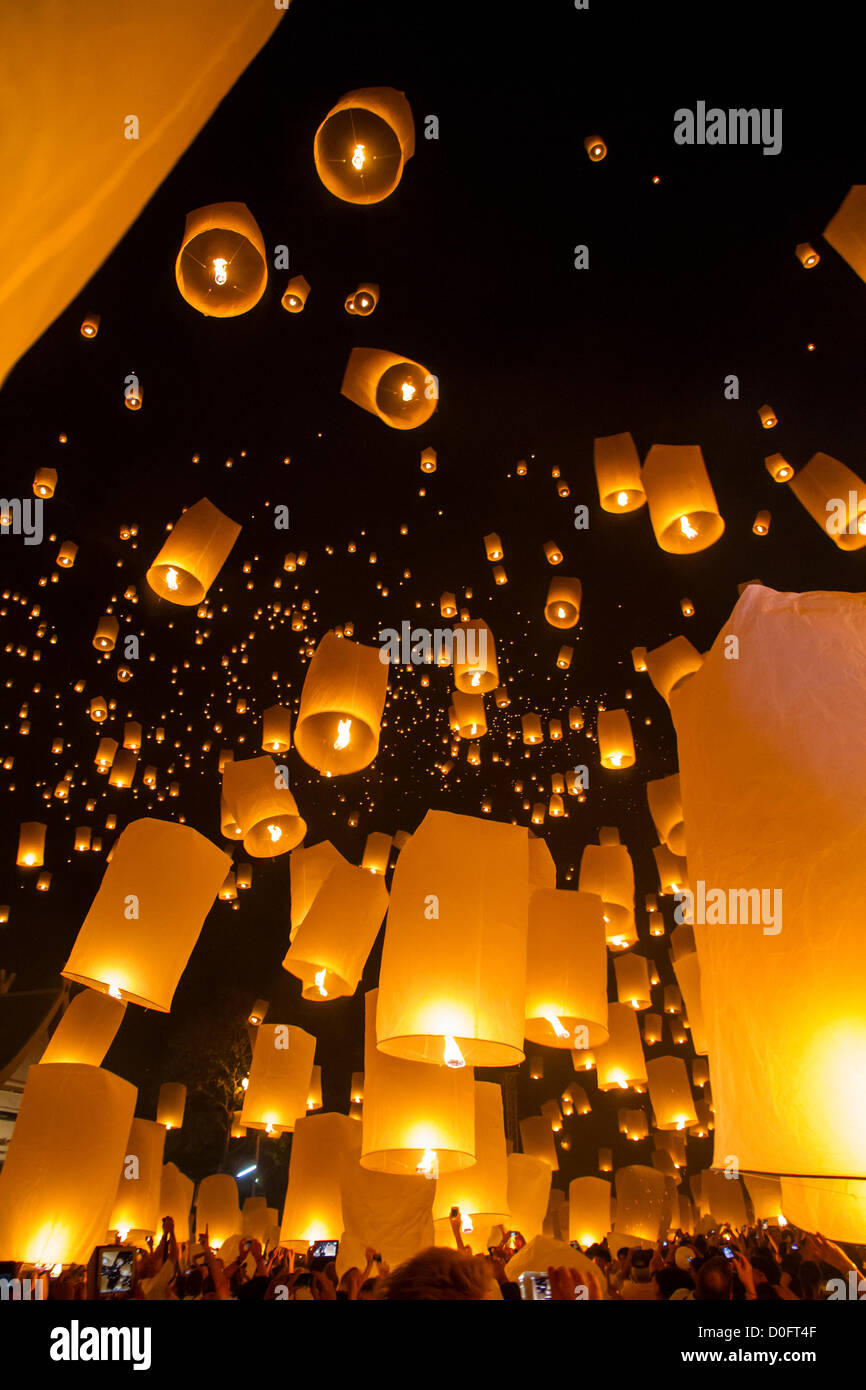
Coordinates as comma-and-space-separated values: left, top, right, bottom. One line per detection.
607, 752, 623, 767
107, 983, 122, 1000
544, 1013, 570, 1040
351, 144, 366, 170
213, 257, 228, 286
401, 381, 416, 402
617, 491, 629, 507
676, 1117, 686, 1130
333, 718, 352, 751
314, 968, 328, 998
267, 824, 282, 843
416, 1147, 437, 1175
165, 567, 179, 591
461, 1213, 474, 1234
470, 671, 481, 688
443, 1035, 466, 1068
679, 515, 698, 540
117, 1226, 130, 1243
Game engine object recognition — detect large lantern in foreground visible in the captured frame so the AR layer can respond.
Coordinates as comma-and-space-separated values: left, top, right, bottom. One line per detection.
109, 1117, 166, 1242
195, 1174, 240, 1250
341, 348, 437, 430
0, 1062, 136, 1265
642, 444, 725, 554
823, 183, 866, 284
221, 756, 306, 856
376, 811, 529, 1067
146, 497, 241, 605
280, 1113, 362, 1245
506, 1153, 552, 1241
613, 1164, 667, 1242
62, 819, 230, 1011
788, 452, 866, 551
524, 888, 608, 1048
672, 584, 866, 1240
157, 1082, 187, 1130
41, 987, 126, 1065
433, 1082, 510, 1243
295, 632, 389, 775
289, 840, 349, 941
175, 202, 267, 316
159, 1163, 194, 1243
647, 773, 686, 856
282, 861, 389, 999
595, 1003, 647, 1091
314, 87, 415, 204
646, 1056, 697, 1131
569, 1176, 612, 1246
240, 1024, 316, 1134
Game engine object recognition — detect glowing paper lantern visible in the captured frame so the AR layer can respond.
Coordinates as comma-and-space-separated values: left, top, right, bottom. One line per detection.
599, 1148, 613, 1173
744, 1174, 784, 1223
350, 1072, 364, 1104
795, 242, 820, 268
614, 952, 651, 1010
262, 705, 292, 753
645, 636, 703, 707
221, 755, 306, 857
281, 275, 310, 312
433, 1082, 510, 1242
506, 1153, 552, 1240
595, 1003, 647, 1092
93, 616, 119, 651
671, 584, 866, 1239
758, 404, 777, 429
346, 281, 379, 315
109, 1118, 166, 1241
654, 844, 688, 894
57, 540, 78, 567
544, 576, 582, 628
41, 988, 126, 1065
765, 452, 793, 483
360, 991, 475, 1175
673, 951, 709, 1055
519, 1116, 558, 1170
483, 532, 503, 561
593, 432, 646, 512
452, 618, 498, 694
16, 821, 46, 867
146, 497, 241, 605
157, 1082, 187, 1130
597, 708, 635, 769
158, 1163, 193, 1243
33, 467, 57, 498
281, 1113, 362, 1244
524, 888, 608, 1047
0, 1063, 135, 1265
314, 87, 414, 204
339, 1159, 435, 1270
362, 831, 392, 875
789, 452, 866, 550
377, 811, 529, 1067
643, 1012, 662, 1045
584, 134, 607, 161
195, 1174, 240, 1250
452, 689, 488, 739
282, 861, 389, 1000
341, 348, 436, 430
290, 840, 349, 941
80, 313, 100, 337
240, 1024, 316, 1134
646, 774, 685, 856
646, 1056, 697, 1132
568, 1177, 612, 1246
62, 818, 230, 1010
175, 202, 267, 316
700, 1170, 748, 1229
578, 840, 636, 949
522, 713, 543, 745
613, 1165, 667, 1242
295, 632, 388, 775
753, 509, 771, 535
642, 445, 725, 554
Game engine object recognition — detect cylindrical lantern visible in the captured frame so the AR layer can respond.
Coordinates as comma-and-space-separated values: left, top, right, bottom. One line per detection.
158, 1163, 193, 1243
569, 1177, 612, 1246
529, 1055, 544, 1081
758, 403, 777, 429
506, 1153, 551, 1240
597, 708, 635, 769
295, 632, 388, 775
753, 509, 771, 535
280, 1113, 362, 1244
614, 952, 651, 1010
307, 1069, 323, 1110
433, 1082, 510, 1242
452, 619, 498, 694
281, 275, 311, 313
645, 636, 703, 706
350, 1072, 365, 1104
483, 532, 503, 561
795, 242, 820, 268
283, 861, 389, 1000
314, 87, 414, 204
262, 705, 292, 753
744, 1174, 784, 1223
157, 1082, 187, 1130
93, 616, 119, 651
521, 713, 543, 745
584, 134, 607, 161
544, 576, 582, 628
765, 452, 793, 483
653, 844, 688, 894
595, 1003, 648, 1091
578, 841, 635, 948
593, 432, 646, 512
789, 452, 866, 550
646, 773, 685, 856
108, 748, 138, 788
221, 755, 306, 857
451, 689, 488, 739
613, 1164, 667, 1242
643, 1012, 663, 1045
646, 1056, 698, 1131
175, 203, 267, 317
80, 313, 100, 337
524, 888, 608, 1047
376, 811, 529, 1067
0, 1063, 135, 1265
673, 950, 709, 1055
599, 1148, 613, 1173
519, 1116, 558, 1170
41, 988, 126, 1066
360, 991, 475, 1175
110, 1117, 166, 1241
240, 1024, 316, 1133
195, 1174, 240, 1250
346, 281, 379, 315
556, 645, 573, 669
642, 444, 725, 554
62, 818, 231, 1010
290, 841, 349, 941
362, 831, 392, 875
57, 540, 78, 567
33, 467, 57, 498
341, 347, 437, 430
17, 821, 46, 867
146, 497, 241, 605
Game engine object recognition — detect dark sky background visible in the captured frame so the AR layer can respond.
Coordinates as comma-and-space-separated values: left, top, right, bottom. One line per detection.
2, 0, 865, 1201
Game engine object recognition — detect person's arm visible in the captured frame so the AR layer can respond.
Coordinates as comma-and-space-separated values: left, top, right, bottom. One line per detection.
806, 1233, 864, 1279
731, 1253, 757, 1300
650, 1241, 666, 1273
548, 1265, 604, 1301
312, 1271, 337, 1301
449, 1212, 469, 1254
203, 1243, 230, 1300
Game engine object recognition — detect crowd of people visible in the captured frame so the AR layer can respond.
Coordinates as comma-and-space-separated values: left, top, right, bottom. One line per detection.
27, 1217, 864, 1301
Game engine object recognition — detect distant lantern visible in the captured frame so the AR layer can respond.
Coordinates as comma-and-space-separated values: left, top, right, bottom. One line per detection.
295, 632, 388, 776
598, 1148, 613, 1174
80, 314, 100, 337
593, 432, 646, 512
572, 1048, 596, 1073
41, 988, 126, 1066
519, 1116, 558, 1171
195, 1174, 241, 1251
653, 844, 688, 895
789, 452, 866, 550
377, 811, 529, 1067
74, 827, 92, 853
57, 540, 78, 567
646, 1056, 698, 1131
439, 591, 457, 618
543, 540, 563, 565
568, 707, 584, 731
663, 985, 682, 1015
158, 1163, 193, 1244
346, 282, 379, 315
248, 999, 268, 1026
16, 821, 46, 867
614, 952, 652, 1010
541, 1099, 563, 1133
506, 1153, 551, 1241
33, 467, 57, 498
452, 690, 488, 740
123, 721, 142, 752
314, 87, 414, 204
680, 597, 695, 618
642, 444, 725, 554
262, 705, 292, 753
521, 713, 543, 745
362, 831, 391, 875
62, 818, 230, 1011
0, 1062, 136, 1266
795, 242, 820, 268
341, 347, 437, 430
645, 635, 703, 706
595, 1003, 648, 1091
524, 888, 608, 1048
578, 840, 635, 949
110, 1117, 165, 1243
433, 1082, 510, 1244
283, 861, 389, 1000
360, 990, 475, 1174
643, 1012, 663, 1045
240, 1024, 316, 1134
484, 532, 503, 561
108, 749, 137, 788
350, 1072, 365, 1105
421, 448, 438, 474
753, 509, 771, 535
492, 564, 507, 585
646, 774, 685, 856
452, 618, 498, 694
281, 275, 311, 313
307, 1065, 323, 1110
765, 452, 793, 483
674, 951, 709, 1056
556, 645, 573, 669
221, 755, 306, 857
157, 1082, 187, 1130
631, 646, 648, 673
545, 576, 582, 628
529, 1055, 544, 1081
146, 497, 241, 606
613, 1164, 667, 1242
597, 708, 635, 769
758, 404, 777, 429
281, 1112, 360, 1244
175, 203, 267, 317
568, 1176, 612, 1246
584, 134, 606, 161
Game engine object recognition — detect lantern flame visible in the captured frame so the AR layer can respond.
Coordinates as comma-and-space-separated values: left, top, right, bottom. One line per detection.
461, 1214, 474, 1234
213, 257, 228, 286
401, 381, 416, 402
679, 514, 698, 540
469, 671, 482, 688
334, 718, 352, 751
544, 1013, 570, 1040
416, 1147, 437, 1175
267, 823, 282, 843
607, 752, 624, 767
165, 567, 179, 591
676, 1116, 686, 1130
616, 491, 629, 507
107, 983, 122, 1000
117, 1227, 130, 1244
443, 1034, 466, 1068
314, 967, 328, 998
351, 143, 366, 170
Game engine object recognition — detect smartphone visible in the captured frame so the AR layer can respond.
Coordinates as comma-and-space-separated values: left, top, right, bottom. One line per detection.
502, 1230, 525, 1252
449, 1206, 459, 1220
762, 1220, 768, 1229
518, 1271, 551, 1301
308, 1240, 338, 1261
721, 1246, 734, 1260
791, 1243, 798, 1251
95, 1246, 135, 1296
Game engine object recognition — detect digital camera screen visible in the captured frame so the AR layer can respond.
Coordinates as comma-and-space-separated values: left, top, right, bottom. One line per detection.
98, 1247, 135, 1294
309, 1240, 338, 1259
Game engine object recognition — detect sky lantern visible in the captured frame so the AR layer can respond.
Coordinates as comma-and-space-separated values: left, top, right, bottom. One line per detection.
673, 950, 709, 1056
240, 1023, 316, 1134
281, 1113, 361, 1245
33, 467, 57, 498
597, 708, 635, 769
282, 861, 389, 1000
0, 1062, 136, 1266
80, 313, 100, 337
578, 837, 636, 949
261, 704, 292, 753
795, 241, 820, 267
613, 1164, 667, 1243
433, 1082, 510, 1244
93, 616, 119, 651
519, 1115, 558, 1170
377, 810, 529, 1068
753, 509, 771, 535
646, 1056, 698, 1131
346, 281, 379, 315
644, 635, 703, 705
568, 1177, 612, 1246
765, 452, 793, 482
281, 274, 310, 312
483, 532, 503, 561
452, 617, 498, 693
506, 1153, 551, 1241
159, 1164, 193, 1244
521, 713, 543, 745
314, 87, 414, 204
541, 1099, 563, 1132
62, 818, 230, 1011
146, 497, 241, 605
451, 689, 488, 739
595, 1003, 647, 1091
584, 134, 607, 161
653, 843, 688, 895
307, 1067, 323, 1110
221, 755, 306, 856
157, 1082, 187, 1130
593, 431, 646, 512
175, 202, 267, 316
109, 1117, 166, 1244
744, 1174, 785, 1224
758, 403, 777, 429
642, 444, 725, 554
341, 348, 437, 429
643, 1012, 662, 1045
194, 1174, 241, 1250
56, 540, 78, 567
525, 887, 608, 1048
360, 990, 475, 1175
289, 840, 349, 942
16, 820, 46, 867
789, 452, 866, 550
672, 583, 866, 1241
544, 576, 582, 628
646, 773, 686, 855
40, 987, 126, 1066
614, 952, 651, 1010
294, 632, 388, 775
